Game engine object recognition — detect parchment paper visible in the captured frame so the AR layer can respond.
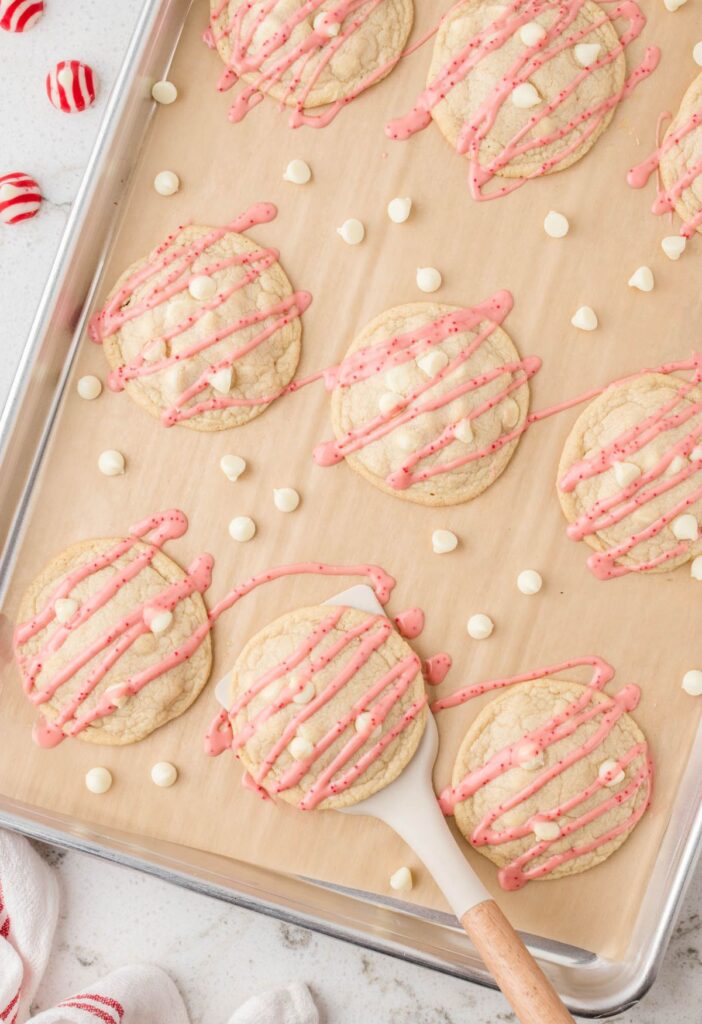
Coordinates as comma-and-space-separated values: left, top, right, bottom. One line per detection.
0, 0, 700, 961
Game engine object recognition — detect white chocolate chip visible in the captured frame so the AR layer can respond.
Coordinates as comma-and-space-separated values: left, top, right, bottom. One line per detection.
628, 266, 654, 292
517, 569, 542, 595
220, 454, 246, 481
292, 681, 315, 705
379, 391, 404, 415
691, 446, 702, 462
543, 210, 569, 238
432, 529, 458, 554
668, 454, 687, 475
189, 275, 217, 301
672, 513, 698, 541
283, 158, 312, 184
229, 516, 256, 542
516, 740, 544, 770
153, 170, 180, 196
532, 820, 560, 841
598, 759, 625, 786
149, 610, 173, 635
454, 418, 474, 444
104, 684, 129, 708
394, 428, 416, 452
662, 235, 686, 260
151, 80, 178, 104
613, 461, 641, 488
384, 363, 413, 391
694, 42, 702, 66
55, 597, 79, 623
355, 711, 374, 734
691, 556, 702, 580
571, 306, 598, 331
77, 375, 102, 400
313, 11, 340, 35
416, 267, 442, 293
85, 767, 112, 795
151, 761, 178, 787
273, 487, 300, 512
511, 82, 541, 109
289, 735, 314, 759
389, 866, 413, 893
500, 397, 520, 429
98, 449, 125, 476
467, 613, 494, 640
143, 339, 166, 363
574, 42, 601, 67
664, 0, 687, 11
682, 669, 702, 695
337, 218, 365, 245
417, 349, 449, 377
387, 196, 412, 223
519, 21, 546, 46
210, 367, 233, 394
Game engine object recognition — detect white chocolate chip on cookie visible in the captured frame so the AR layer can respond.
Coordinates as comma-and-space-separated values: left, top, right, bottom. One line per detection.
511, 82, 541, 109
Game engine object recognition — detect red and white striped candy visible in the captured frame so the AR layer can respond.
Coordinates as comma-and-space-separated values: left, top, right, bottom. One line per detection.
0, 172, 41, 225
0, 0, 44, 32
46, 60, 97, 113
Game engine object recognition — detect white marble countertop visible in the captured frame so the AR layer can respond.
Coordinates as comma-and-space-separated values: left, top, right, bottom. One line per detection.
1, 4, 701, 1022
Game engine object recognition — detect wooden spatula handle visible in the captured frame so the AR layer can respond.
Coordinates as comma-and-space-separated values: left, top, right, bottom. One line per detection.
461, 900, 575, 1024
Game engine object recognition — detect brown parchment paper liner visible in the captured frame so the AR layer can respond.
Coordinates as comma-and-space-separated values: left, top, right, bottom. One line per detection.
0, 0, 700, 961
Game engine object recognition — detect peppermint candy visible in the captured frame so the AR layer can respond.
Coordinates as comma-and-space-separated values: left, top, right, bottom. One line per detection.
46, 60, 97, 113
0, 0, 44, 32
0, 172, 41, 225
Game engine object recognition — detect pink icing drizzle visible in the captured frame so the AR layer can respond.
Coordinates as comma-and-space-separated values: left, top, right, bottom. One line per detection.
433, 657, 653, 890
424, 652, 452, 685
386, 0, 659, 200
393, 606, 424, 638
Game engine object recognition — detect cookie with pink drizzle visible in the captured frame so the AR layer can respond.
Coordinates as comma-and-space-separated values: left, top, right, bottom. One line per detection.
558, 373, 702, 579
209, 0, 413, 128
436, 660, 651, 889
628, 72, 702, 241
324, 297, 534, 505
14, 511, 213, 746
221, 604, 427, 809
91, 204, 308, 430
386, 0, 658, 200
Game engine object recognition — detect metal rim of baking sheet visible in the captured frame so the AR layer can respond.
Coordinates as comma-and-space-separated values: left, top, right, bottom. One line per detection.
0, 0, 701, 1015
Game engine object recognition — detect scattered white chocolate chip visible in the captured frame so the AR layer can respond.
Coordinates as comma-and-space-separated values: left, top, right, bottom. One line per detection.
313, 11, 340, 35
664, 0, 687, 10
454, 418, 474, 444
85, 767, 112, 795
543, 210, 570, 238
692, 446, 702, 462
389, 866, 413, 893
694, 41, 702, 66
532, 820, 560, 842
283, 158, 312, 184
682, 669, 702, 696
598, 759, 625, 787
467, 613, 494, 640
394, 428, 416, 452
151, 761, 178, 787
355, 712, 375, 734
511, 82, 541, 109
672, 513, 698, 541
668, 454, 687, 475
384, 363, 412, 391
149, 610, 173, 635
220, 454, 246, 481
417, 349, 449, 377
151, 80, 178, 104
416, 266, 442, 293
229, 516, 256, 542
77, 375, 102, 400
292, 682, 315, 705
387, 196, 412, 223
188, 275, 217, 301
55, 597, 78, 623
104, 684, 129, 709
273, 487, 300, 512
153, 170, 180, 196
210, 367, 233, 394
289, 735, 314, 759
662, 235, 686, 260
628, 266, 655, 292
691, 556, 702, 580
519, 21, 546, 46
613, 461, 641, 488
379, 391, 404, 415
574, 42, 601, 67
432, 529, 458, 554
98, 449, 125, 476
516, 741, 544, 770
571, 306, 598, 331
143, 339, 166, 362
517, 569, 542, 595
500, 397, 520, 429
337, 218, 365, 245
